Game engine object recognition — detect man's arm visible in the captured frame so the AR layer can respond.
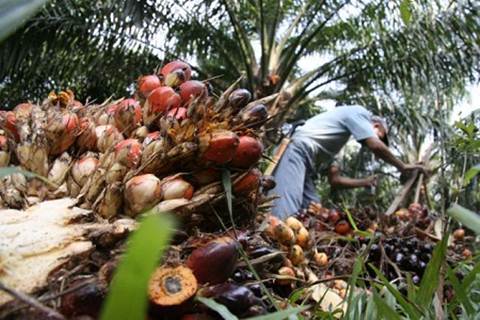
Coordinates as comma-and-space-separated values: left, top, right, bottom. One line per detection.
362, 137, 426, 173
328, 165, 376, 189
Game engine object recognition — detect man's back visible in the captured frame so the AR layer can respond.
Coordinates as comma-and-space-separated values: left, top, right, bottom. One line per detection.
293, 105, 376, 163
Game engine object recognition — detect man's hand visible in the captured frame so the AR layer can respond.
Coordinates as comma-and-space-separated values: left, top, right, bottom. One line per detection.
362, 175, 378, 188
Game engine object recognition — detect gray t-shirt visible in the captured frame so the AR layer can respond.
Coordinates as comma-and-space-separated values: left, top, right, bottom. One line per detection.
292, 105, 376, 168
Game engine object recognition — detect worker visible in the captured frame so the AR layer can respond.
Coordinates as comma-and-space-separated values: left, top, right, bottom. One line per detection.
270, 105, 425, 219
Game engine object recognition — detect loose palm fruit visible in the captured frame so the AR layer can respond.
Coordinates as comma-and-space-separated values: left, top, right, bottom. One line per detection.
289, 245, 305, 266
453, 228, 465, 241
186, 237, 239, 284
148, 265, 197, 306
285, 217, 304, 231
335, 220, 352, 235
313, 252, 328, 267
274, 222, 295, 245
295, 227, 310, 249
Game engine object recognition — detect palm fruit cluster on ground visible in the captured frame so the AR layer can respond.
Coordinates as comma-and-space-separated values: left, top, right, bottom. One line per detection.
1, 197, 473, 319
0, 60, 275, 228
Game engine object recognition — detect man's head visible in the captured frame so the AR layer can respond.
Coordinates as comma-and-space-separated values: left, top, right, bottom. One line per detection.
371, 116, 389, 146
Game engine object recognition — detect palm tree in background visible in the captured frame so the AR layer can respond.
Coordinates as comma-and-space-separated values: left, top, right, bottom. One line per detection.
0, 0, 168, 107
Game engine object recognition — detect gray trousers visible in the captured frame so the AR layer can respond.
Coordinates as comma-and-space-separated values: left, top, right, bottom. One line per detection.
270, 140, 320, 219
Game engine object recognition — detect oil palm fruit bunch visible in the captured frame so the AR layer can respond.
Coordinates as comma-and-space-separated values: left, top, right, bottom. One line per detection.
0, 60, 271, 224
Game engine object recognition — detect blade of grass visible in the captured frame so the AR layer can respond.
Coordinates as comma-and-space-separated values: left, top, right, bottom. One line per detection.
100, 214, 175, 320
446, 266, 474, 316
368, 264, 422, 319
288, 288, 306, 304
0, 0, 48, 42
245, 306, 309, 320
372, 291, 402, 320
447, 204, 480, 234
196, 297, 239, 320
460, 261, 480, 292
344, 208, 359, 231
364, 293, 378, 320
221, 168, 234, 228
345, 257, 363, 316
405, 273, 417, 303
416, 236, 448, 306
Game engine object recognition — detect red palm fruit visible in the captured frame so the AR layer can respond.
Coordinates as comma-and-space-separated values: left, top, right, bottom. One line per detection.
264, 215, 281, 239
328, 209, 341, 224
231, 136, 263, 168
186, 236, 239, 284
95, 125, 124, 152
145, 86, 181, 125
71, 157, 99, 186
233, 168, 262, 195
124, 174, 163, 217
77, 117, 98, 151
228, 89, 251, 110
462, 248, 472, 259
0, 135, 10, 166
408, 202, 423, 217
0, 135, 8, 150
13, 103, 33, 129
47, 112, 80, 156
0, 111, 19, 141
335, 220, 352, 235
114, 139, 143, 168
199, 129, 239, 164
453, 228, 465, 241
97, 104, 118, 126
161, 177, 194, 200
167, 107, 188, 121
138, 74, 161, 97
179, 80, 207, 105
113, 98, 142, 134
13, 102, 33, 116
160, 60, 192, 87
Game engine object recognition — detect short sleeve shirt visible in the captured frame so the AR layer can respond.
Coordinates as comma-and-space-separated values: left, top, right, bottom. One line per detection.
292, 105, 376, 168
